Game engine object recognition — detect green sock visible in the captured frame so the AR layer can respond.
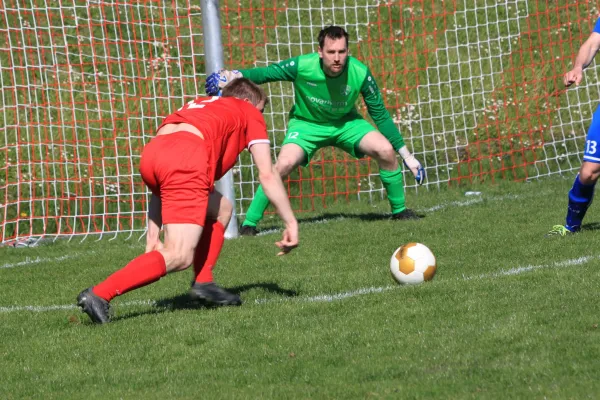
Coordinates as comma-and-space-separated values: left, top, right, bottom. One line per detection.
242, 185, 271, 227
379, 167, 406, 214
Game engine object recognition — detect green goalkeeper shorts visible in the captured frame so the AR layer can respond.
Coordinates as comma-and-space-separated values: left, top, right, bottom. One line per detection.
282, 117, 377, 166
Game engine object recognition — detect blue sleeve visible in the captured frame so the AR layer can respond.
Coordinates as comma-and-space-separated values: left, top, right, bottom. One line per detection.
594, 18, 600, 34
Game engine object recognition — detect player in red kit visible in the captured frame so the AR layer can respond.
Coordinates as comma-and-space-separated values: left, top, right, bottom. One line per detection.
77, 78, 299, 324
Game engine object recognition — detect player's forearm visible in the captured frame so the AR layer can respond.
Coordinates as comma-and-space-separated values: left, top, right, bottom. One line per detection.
574, 41, 600, 70
238, 67, 273, 84
238, 57, 298, 84
147, 193, 162, 240
239, 64, 295, 84
258, 169, 298, 228
362, 80, 406, 150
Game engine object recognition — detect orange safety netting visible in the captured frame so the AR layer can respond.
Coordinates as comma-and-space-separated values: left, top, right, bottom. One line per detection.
1, 1, 597, 242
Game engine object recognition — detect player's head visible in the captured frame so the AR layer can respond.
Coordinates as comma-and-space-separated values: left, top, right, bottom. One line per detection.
317, 26, 349, 77
221, 78, 269, 112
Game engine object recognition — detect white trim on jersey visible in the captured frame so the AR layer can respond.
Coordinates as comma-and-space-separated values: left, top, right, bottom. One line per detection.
583, 155, 600, 162
248, 139, 270, 148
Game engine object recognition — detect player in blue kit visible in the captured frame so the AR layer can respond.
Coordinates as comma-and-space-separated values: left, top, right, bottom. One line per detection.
547, 18, 600, 236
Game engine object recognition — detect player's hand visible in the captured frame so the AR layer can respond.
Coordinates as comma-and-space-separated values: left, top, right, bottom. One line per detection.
145, 238, 164, 253
275, 226, 298, 256
403, 155, 426, 185
205, 69, 242, 96
564, 67, 583, 87
398, 146, 425, 185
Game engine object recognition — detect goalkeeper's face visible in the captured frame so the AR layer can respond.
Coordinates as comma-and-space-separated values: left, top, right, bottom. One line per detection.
318, 37, 348, 77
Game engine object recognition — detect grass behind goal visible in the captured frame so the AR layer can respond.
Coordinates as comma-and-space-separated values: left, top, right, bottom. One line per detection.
1, 177, 599, 399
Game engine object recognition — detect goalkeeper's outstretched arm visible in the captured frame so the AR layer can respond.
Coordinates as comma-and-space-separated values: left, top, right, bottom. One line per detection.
206, 57, 300, 95
360, 69, 426, 185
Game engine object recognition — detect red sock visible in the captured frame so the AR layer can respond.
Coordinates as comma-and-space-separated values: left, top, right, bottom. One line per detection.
92, 251, 167, 302
193, 220, 225, 283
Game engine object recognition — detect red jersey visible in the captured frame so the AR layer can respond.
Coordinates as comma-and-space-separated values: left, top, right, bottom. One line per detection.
158, 96, 269, 182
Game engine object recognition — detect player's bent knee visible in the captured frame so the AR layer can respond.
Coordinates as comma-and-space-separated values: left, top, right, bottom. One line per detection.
276, 158, 298, 177
171, 253, 195, 272
160, 248, 195, 273
580, 171, 600, 184
378, 146, 397, 163
371, 146, 398, 169
580, 162, 600, 184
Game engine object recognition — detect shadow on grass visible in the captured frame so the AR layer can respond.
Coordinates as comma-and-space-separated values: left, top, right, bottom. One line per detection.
258, 210, 425, 232
112, 282, 298, 322
582, 222, 600, 232
227, 282, 298, 297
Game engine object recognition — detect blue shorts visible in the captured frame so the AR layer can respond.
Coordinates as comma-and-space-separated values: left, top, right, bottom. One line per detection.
584, 106, 600, 163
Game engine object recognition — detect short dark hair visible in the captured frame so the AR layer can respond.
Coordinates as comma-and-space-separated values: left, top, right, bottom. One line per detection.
221, 77, 268, 107
318, 26, 349, 48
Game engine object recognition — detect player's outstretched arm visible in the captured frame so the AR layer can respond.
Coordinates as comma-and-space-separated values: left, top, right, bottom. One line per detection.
205, 57, 300, 96
565, 32, 600, 87
249, 143, 299, 255
361, 69, 426, 185
146, 193, 164, 253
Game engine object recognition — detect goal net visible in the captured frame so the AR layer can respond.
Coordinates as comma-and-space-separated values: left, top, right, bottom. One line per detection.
1, 0, 598, 243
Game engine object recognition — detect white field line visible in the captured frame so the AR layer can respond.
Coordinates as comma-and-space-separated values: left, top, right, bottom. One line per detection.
420, 190, 551, 213
0, 243, 141, 270
257, 190, 552, 236
0, 252, 97, 269
1, 254, 597, 314
464, 255, 596, 280
0, 246, 139, 269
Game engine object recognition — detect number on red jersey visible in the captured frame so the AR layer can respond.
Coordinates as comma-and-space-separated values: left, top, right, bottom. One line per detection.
177, 96, 220, 111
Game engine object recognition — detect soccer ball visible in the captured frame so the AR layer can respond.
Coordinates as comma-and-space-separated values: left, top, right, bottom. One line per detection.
390, 243, 437, 284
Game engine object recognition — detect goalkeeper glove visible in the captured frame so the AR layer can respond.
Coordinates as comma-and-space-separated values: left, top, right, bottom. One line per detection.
398, 146, 426, 185
205, 69, 243, 96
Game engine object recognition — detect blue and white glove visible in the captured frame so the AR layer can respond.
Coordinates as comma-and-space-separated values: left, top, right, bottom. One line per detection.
398, 146, 426, 185
205, 69, 242, 96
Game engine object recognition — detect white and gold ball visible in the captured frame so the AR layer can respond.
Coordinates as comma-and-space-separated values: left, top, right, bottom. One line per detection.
390, 242, 437, 284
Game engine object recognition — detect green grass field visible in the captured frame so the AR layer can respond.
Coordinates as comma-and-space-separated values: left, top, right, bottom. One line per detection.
2, 1, 600, 398
2, 176, 600, 399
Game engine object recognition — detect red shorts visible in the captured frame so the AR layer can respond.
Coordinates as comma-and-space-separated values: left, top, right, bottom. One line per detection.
139, 132, 211, 226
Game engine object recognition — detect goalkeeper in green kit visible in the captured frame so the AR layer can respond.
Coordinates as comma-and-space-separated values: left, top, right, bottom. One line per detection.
206, 26, 425, 235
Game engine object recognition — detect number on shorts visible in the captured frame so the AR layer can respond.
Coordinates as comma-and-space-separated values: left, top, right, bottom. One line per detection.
287, 131, 299, 140
178, 96, 220, 111
586, 140, 598, 155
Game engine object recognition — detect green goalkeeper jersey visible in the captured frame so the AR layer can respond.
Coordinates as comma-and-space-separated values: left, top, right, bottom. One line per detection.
238, 53, 405, 150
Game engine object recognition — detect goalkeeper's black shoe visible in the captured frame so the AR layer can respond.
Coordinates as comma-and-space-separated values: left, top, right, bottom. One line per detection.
189, 282, 242, 306
239, 224, 259, 236
391, 209, 424, 220
77, 287, 111, 324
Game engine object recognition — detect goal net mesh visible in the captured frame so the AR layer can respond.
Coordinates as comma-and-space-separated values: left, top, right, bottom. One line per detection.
1, 0, 597, 242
